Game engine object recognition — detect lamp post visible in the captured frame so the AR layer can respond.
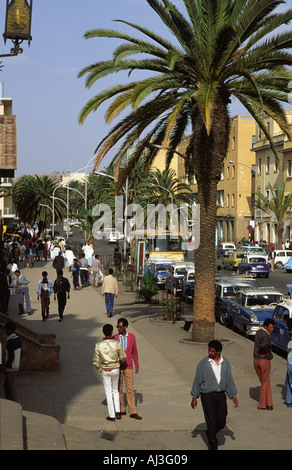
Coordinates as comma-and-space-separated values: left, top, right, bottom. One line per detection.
2, 0, 33, 57
229, 159, 263, 242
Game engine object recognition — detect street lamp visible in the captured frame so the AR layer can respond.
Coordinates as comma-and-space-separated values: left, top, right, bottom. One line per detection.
3, 0, 33, 57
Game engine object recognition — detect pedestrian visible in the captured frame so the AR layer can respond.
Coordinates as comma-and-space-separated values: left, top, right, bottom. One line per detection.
284, 318, 292, 406
14, 269, 31, 315
113, 248, 122, 271
253, 318, 275, 410
191, 340, 238, 451
102, 268, 118, 317
52, 250, 65, 274
0, 264, 10, 315
79, 253, 90, 287
72, 258, 80, 290
53, 270, 70, 322
91, 254, 102, 286
113, 318, 142, 420
64, 246, 74, 272
93, 323, 126, 421
269, 247, 275, 272
0, 321, 22, 402
37, 271, 54, 321
26, 242, 36, 268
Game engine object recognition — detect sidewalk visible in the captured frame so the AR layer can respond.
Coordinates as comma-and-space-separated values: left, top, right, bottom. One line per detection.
4, 261, 292, 450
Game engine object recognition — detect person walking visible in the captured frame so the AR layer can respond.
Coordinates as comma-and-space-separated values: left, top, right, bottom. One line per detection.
284, 318, 292, 406
91, 254, 102, 287
37, 271, 54, 321
93, 323, 126, 421
53, 270, 70, 322
253, 318, 275, 410
0, 321, 22, 402
102, 268, 118, 317
26, 242, 36, 268
191, 340, 238, 451
72, 258, 80, 290
79, 253, 90, 287
113, 318, 142, 420
269, 247, 276, 272
52, 251, 65, 274
14, 269, 31, 315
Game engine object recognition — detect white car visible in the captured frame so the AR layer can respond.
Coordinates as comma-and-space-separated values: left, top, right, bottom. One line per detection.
108, 232, 120, 243
273, 249, 292, 268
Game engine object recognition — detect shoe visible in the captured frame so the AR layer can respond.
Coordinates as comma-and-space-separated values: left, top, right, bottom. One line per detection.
130, 413, 142, 420
258, 407, 266, 410
116, 412, 121, 420
266, 406, 273, 410
284, 402, 292, 405
106, 416, 116, 421
59, 318, 63, 322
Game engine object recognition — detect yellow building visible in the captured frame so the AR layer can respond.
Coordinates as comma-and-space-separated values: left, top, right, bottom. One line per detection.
253, 110, 292, 248
150, 114, 256, 245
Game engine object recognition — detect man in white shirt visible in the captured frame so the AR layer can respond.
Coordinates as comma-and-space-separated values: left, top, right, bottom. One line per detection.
14, 270, 31, 315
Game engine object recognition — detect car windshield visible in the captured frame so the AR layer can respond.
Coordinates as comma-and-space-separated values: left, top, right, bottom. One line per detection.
188, 273, 195, 280
222, 286, 246, 297
175, 268, 187, 276
156, 265, 170, 272
246, 294, 282, 307
249, 257, 266, 263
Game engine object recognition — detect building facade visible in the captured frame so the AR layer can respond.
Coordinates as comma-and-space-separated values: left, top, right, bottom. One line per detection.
253, 110, 292, 248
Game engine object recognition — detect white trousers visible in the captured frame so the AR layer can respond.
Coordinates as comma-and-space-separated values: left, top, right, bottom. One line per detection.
102, 368, 120, 418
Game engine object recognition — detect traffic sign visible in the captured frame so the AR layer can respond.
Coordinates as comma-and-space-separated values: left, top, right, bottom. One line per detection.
247, 225, 253, 231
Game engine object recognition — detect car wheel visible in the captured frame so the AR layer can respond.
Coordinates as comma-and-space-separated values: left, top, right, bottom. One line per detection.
275, 261, 283, 268
219, 312, 226, 326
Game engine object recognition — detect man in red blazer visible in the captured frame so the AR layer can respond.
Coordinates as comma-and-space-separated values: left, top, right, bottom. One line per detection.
114, 318, 142, 419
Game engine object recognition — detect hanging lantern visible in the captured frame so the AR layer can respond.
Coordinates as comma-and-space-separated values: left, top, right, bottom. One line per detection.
3, 0, 33, 52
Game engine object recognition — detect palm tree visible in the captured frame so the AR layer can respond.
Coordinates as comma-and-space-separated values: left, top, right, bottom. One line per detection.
135, 167, 195, 229
78, 0, 292, 342
255, 182, 292, 249
13, 175, 66, 236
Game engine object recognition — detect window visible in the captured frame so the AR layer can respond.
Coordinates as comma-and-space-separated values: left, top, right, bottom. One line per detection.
232, 194, 235, 207
266, 156, 270, 174
217, 190, 224, 207
287, 160, 292, 178
258, 158, 261, 175
274, 157, 278, 173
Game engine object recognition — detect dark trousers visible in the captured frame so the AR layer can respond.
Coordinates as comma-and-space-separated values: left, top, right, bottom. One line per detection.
0, 372, 17, 402
201, 391, 227, 450
57, 291, 67, 318
40, 292, 50, 319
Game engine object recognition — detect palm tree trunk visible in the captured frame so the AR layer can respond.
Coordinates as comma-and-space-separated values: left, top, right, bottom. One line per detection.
191, 95, 230, 342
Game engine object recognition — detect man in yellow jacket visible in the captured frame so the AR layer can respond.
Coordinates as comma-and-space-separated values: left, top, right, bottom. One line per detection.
101, 268, 118, 317
93, 324, 126, 421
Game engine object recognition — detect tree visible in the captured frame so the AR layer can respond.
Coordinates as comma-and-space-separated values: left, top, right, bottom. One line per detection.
13, 175, 66, 236
135, 167, 195, 228
78, 0, 292, 342
255, 182, 292, 248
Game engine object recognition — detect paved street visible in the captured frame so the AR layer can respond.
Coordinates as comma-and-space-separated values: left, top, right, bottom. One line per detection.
2, 248, 292, 451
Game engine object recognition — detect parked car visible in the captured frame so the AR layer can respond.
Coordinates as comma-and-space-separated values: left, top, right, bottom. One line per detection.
273, 250, 292, 268
149, 260, 173, 287
222, 251, 245, 270
182, 267, 195, 301
215, 277, 259, 325
227, 287, 283, 336
283, 258, 292, 273
166, 262, 195, 296
271, 301, 292, 352
237, 254, 270, 278
240, 246, 268, 258
217, 243, 236, 258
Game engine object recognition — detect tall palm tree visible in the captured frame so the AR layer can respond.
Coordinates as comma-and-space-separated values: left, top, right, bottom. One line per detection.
255, 182, 292, 248
13, 175, 66, 236
78, 0, 292, 341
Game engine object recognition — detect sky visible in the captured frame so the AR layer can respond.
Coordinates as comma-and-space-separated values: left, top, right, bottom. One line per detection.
0, 0, 291, 178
